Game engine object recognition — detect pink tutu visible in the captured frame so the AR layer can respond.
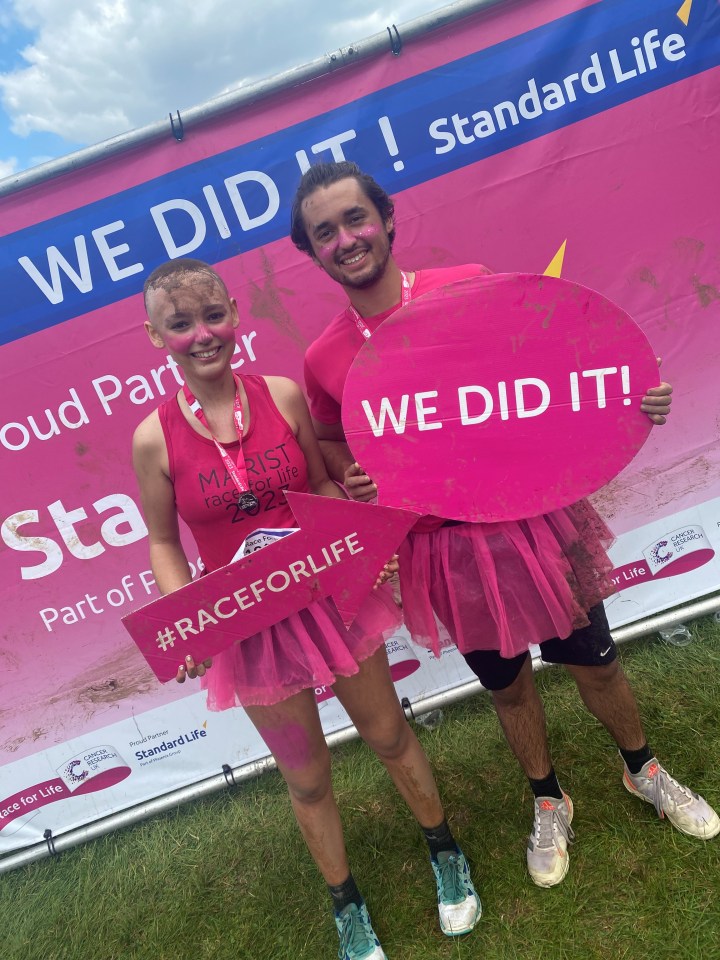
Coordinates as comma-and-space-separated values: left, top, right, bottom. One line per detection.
201, 585, 401, 709
398, 500, 616, 659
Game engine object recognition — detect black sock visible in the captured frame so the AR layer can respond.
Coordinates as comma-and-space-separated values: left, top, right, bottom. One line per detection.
529, 768, 564, 800
423, 819, 459, 859
328, 873, 363, 913
620, 744, 653, 775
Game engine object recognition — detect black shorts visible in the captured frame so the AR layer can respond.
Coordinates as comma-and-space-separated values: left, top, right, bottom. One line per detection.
462, 603, 616, 691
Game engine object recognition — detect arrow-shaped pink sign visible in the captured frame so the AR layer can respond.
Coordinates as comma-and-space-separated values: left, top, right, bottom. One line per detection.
122, 492, 418, 682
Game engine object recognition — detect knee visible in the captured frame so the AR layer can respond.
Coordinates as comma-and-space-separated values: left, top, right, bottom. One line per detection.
283, 755, 333, 806
571, 659, 621, 693
491, 669, 535, 711
358, 714, 411, 763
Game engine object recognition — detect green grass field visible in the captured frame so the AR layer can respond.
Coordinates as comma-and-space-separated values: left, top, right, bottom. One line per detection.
3, 617, 720, 960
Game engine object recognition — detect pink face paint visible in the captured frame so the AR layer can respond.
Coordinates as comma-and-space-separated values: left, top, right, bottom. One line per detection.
355, 224, 382, 239
257, 722, 314, 770
161, 318, 236, 358
317, 240, 338, 263
150, 279, 237, 356
316, 223, 384, 265
161, 329, 197, 354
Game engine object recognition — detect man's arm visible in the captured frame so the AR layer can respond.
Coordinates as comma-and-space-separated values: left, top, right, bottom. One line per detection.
313, 417, 377, 501
266, 378, 345, 500
312, 417, 353, 482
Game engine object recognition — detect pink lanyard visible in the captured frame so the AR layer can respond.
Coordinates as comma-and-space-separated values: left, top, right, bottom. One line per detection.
347, 271, 412, 339
182, 378, 256, 507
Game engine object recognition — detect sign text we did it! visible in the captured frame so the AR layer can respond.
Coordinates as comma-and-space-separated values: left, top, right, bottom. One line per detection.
342, 274, 660, 523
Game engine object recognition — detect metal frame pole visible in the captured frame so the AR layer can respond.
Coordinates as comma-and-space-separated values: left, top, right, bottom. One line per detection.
2, 593, 718, 875
0, 0, 509, 199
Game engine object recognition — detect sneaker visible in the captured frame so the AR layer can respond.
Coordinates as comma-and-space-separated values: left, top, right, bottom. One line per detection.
431, 848, 482, 936
334, 901, 386, 960
526, 793, 575, 888
622, 757, 720, 839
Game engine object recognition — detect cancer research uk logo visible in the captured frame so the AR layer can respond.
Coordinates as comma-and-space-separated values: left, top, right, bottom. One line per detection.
315, 634, 420, 703
63, 759, 90, 785
57, 745, 130, 791
611, 524, 715, 589
643, 525, 714, 577
648, 539, 673, 568
0, 745, 131, 832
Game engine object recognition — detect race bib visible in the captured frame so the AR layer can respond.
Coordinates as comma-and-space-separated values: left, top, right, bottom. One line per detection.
232, 527, 299, 562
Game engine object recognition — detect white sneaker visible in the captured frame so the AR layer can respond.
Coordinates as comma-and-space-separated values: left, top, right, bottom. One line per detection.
623, 757, 720, 839
526, 793, 574, 888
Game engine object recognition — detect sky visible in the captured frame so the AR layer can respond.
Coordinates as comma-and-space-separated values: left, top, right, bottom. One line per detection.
0, 0, 448, 182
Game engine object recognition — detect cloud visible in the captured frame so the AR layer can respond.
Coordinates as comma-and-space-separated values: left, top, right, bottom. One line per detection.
0, 156, 18, 178
0, 0, 440, 146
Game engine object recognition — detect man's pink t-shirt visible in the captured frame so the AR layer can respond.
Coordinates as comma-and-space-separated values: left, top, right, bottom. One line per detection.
304, 265, 491, 425
304, 264, 491, 532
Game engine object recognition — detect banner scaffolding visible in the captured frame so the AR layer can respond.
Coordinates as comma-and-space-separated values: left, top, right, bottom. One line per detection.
2, 0, 718, 867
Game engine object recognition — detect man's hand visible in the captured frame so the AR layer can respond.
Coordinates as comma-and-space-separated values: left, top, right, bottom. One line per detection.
176, 655, 213, 683
641, 358, 672, 426
344, 462, 394, 587
344, 462, 378, 502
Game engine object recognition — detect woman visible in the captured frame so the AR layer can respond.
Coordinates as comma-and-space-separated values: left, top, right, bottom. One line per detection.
132, 258, 481, 960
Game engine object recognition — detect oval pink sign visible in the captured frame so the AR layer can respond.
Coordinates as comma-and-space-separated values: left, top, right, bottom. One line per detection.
342, 273, 659, 522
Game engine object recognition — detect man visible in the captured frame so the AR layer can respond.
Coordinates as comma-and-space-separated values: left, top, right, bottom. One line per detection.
290, 160, 719, 890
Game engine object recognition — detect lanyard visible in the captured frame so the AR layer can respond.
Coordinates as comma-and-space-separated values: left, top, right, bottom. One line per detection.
182, 378, 252, 496
347, 271, 412, 339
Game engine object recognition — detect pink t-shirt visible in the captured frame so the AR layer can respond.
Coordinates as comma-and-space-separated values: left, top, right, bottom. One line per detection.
158, 375, 308, 573
304, 265, 491, 532
304, 265, 491, 425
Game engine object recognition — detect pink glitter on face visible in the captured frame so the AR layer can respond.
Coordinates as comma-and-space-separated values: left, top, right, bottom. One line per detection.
301, 178, 392, 290
316, 223, 382, 261
258, 722, 314, 770
356, 224, 382, 238
316, 222, 383, 263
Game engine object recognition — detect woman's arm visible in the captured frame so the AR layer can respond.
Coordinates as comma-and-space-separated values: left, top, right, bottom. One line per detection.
133, 411, 213, 681
132, 411, 193, 594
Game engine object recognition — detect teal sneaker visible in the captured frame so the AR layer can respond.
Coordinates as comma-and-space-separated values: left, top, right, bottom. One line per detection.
431, 848, 482, 936
334, 901, 386, 960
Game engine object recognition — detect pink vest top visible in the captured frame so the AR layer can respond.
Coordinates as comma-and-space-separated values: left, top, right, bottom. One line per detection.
158, 375, 309, 573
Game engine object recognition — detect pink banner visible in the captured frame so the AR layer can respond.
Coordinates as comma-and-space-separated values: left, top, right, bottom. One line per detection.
1, 0, 718, 856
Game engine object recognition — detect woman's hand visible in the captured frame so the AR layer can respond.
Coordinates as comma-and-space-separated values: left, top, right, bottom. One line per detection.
176, 655, 213, 683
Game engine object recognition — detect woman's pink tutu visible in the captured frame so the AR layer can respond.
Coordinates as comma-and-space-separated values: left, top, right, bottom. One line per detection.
202, 585, 400, 709
398, 499, 616, 659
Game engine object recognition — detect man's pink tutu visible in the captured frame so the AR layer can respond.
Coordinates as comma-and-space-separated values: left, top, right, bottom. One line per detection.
202, 585, 400, 709
399, 500, 616, 659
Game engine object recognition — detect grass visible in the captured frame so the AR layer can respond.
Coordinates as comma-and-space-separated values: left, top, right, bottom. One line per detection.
2, 616, 720, 960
